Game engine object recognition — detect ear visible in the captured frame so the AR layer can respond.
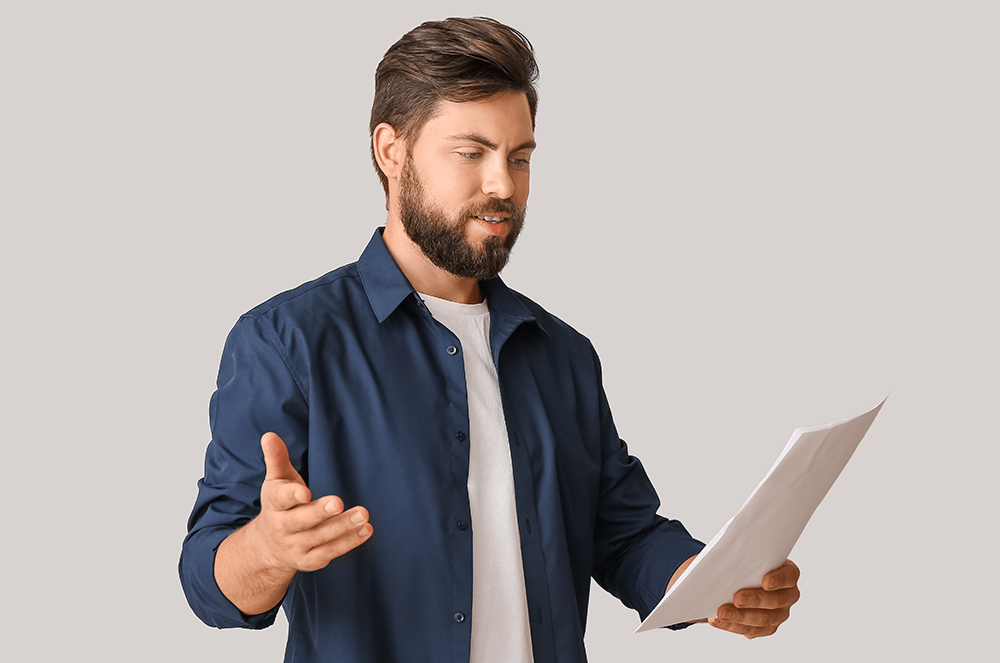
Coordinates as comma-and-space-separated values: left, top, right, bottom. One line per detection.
372, 123, 405, 180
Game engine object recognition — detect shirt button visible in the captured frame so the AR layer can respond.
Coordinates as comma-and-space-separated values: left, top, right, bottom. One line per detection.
447, 346, 458, 355
454, 612, 466, 623
455, 431, 466, 441
457, 520, 468, 530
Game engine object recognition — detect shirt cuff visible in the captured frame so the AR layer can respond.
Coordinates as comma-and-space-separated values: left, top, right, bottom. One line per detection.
179, 526, 282, 630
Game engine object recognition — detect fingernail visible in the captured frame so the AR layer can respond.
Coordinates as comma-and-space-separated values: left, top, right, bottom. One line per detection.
359, 524, 372, 537
736, 595, 748, 607
720, 608, 732, 620
351, 510, 365, 524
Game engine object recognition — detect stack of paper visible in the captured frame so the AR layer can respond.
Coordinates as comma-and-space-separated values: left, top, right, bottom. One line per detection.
636, 397, 886, 632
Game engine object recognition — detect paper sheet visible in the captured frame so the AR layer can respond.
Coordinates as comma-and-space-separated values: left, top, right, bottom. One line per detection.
636, 397, 886, 632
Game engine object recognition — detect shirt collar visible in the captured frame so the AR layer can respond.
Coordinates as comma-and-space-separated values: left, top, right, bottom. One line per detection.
357, 228, 544, 337
481, 274, 539, 329
357, 228, 418, 323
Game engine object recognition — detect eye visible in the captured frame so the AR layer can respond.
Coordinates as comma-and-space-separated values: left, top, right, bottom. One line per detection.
458, 152, 483, 160
509, 156, 530, 169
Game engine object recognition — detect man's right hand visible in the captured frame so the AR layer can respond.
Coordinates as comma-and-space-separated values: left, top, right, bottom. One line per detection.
214, 432, 373, 615
254, 432, 373, 572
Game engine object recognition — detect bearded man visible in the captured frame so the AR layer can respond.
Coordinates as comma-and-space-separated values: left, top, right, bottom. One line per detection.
180, 17, 800, 663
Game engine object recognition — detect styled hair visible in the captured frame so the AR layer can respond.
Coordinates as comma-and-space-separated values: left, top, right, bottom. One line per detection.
369, 17, 539, 198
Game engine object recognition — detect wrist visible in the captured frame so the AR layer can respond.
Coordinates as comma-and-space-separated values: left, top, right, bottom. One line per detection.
241, 514, 298, 579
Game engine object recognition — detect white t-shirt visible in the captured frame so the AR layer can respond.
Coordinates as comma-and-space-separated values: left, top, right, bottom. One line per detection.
420, 294, 533, 663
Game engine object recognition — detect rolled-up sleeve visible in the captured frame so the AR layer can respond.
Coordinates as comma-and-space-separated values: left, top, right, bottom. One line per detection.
179, 315, 309, 629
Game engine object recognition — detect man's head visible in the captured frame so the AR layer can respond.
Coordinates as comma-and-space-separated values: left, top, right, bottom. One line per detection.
370, 18, 539, 283
369, 17, 539, 199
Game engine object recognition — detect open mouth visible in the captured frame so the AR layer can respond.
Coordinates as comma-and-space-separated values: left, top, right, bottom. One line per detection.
474, 215, 505, 223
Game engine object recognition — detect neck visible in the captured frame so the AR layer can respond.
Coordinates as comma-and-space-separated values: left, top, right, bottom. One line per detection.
382, 218, 482, 304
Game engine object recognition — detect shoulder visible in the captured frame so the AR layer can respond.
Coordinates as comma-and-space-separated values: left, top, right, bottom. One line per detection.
218, 261, 372, 389
225, 260, 376, 364
243, 261, 364, 322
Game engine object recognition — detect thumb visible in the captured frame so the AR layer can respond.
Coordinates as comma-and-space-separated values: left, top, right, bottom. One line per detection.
261, 432, 304, 485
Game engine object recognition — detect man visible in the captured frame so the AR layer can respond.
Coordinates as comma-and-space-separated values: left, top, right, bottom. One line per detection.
180, 17, 800, 663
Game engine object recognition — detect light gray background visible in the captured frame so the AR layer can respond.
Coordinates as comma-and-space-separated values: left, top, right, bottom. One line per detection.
3, 1, 997, 661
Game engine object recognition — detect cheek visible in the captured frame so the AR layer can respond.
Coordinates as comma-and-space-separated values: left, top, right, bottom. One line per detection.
432, 171, 482, 208
515, 174, 530, 206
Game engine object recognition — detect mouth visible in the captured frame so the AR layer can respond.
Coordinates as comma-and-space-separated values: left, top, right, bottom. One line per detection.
471, 214, 509, 237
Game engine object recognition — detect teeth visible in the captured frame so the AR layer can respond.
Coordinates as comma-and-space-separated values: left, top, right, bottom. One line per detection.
477, 216, 502, 222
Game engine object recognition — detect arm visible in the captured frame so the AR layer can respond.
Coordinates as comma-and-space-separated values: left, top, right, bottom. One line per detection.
180, 316, 371, 626
666, 555, 696, 594
588, 348, 705, 621
585, 342, 800, 636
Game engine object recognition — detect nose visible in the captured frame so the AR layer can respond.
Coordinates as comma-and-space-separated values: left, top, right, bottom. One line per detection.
481, 158, 515, 200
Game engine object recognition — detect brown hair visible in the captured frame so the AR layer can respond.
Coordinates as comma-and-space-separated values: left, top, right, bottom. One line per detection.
369, 17, 539, 198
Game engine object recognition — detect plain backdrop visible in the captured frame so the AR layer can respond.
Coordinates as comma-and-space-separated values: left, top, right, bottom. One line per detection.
2, 2, 997, 661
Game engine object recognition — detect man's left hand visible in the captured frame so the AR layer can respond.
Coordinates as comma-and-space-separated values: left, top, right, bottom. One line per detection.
708, 559, 801, 639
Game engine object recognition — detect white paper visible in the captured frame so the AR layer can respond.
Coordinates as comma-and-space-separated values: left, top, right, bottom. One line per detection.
636, 397, 886, 632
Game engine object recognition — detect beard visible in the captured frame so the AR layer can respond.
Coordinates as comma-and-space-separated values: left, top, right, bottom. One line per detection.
397, 155, 525, 281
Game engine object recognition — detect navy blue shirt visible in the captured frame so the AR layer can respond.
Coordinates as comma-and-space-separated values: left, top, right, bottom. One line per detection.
180, 230, 704, 663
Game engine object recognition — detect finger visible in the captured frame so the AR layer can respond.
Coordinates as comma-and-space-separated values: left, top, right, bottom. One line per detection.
708, 617, 780, 639
762, 559, 800, 591
300, 525, 373, 571
716, 604, 790, 629
733, 586, 801, 610
264, 478, 313, 512
261, 432, 304, 484
298, 509, 374, 571
282, 504, 365, 548
278, 495, 346, 532
305, 506, 368, 545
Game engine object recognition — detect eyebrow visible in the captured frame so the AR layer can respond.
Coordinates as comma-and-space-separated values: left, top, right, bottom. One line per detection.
445, 133, 537, 153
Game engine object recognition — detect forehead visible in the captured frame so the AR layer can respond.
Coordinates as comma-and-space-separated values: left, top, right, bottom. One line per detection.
417, 91, 535, 147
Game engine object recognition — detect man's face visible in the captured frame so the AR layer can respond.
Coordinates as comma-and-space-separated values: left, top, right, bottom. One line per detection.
397, 91, 535, 281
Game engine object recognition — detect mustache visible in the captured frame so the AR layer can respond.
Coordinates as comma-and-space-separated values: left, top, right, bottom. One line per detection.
467, 198, 520, 218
